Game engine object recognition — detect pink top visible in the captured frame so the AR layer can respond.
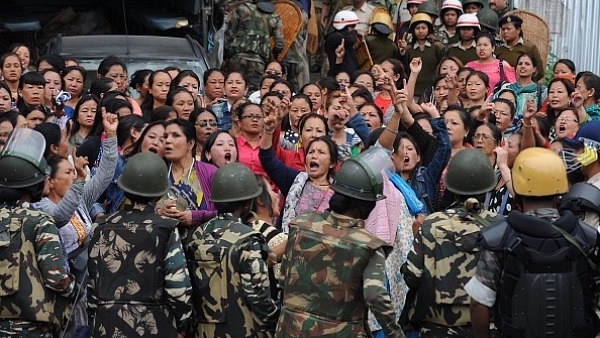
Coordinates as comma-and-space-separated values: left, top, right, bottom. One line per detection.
466, 59, 516, 96
236, 133, 268, 177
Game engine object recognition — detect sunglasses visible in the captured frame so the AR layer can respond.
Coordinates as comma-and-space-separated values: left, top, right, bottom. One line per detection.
195, 120, 217, 127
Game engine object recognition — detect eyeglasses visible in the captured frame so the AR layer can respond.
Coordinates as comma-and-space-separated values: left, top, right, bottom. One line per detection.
265, 69, 282, 76
474, 133, 495, 141
240, 114, 263, 120
557, 117, 578, 124
195, 120, 217, 127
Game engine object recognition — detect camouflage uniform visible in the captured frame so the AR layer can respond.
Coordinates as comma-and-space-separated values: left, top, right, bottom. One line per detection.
87, 203, 192, 337
186, 214, 279, 338
224, 2, 284, 92
283, 5, 309, 93
401, 206, 500, 337
0, 202, 76, 337
276, 210, 405, 338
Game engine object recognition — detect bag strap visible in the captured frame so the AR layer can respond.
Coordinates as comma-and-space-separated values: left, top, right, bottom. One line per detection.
498, 60, 507, 82
551, 224, 599, 271
536, 83, 543, 110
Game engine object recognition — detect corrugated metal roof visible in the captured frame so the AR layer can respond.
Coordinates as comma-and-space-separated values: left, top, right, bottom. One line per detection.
515, 0, 600, 74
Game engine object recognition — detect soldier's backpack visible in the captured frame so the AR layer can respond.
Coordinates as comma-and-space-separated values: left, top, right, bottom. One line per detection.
482, 211, 600, 338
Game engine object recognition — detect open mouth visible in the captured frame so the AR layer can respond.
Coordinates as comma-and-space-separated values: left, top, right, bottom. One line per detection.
403, 156, 410, 165
224, 152, 232, 162
558, 125, 566, 133
308, 160, 320, 171
148, 147, 158, 153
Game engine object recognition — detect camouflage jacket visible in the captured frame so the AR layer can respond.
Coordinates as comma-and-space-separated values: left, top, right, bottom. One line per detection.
225, 3, 285, 62
276, 210, 405, 338
402, 206, 500, 327
0, 202, 75, 328
87, 203, 192, 337
186, 214, 279, 338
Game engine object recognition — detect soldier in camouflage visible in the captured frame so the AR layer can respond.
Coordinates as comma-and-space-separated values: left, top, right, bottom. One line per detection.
0, 128, 76, 338
276, 147, 406, 338
224, 0, 284, 92
186, 163, 279, 338
401, 149, 500, 337
86, 152, 192, 337
282, 0, 310, 93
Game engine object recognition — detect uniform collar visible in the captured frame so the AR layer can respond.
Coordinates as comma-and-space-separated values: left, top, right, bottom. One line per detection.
502, 36, 524, 48
325, 210, 365, 228
412, 40, 432, 49
451, 40, 476, 50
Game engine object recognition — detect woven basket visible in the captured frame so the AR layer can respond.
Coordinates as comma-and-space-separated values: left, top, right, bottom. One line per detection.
506, 9, 550, 67
273, 0, 304, 61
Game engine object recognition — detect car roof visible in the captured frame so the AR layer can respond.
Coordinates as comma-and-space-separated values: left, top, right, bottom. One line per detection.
51, 34, 203, 59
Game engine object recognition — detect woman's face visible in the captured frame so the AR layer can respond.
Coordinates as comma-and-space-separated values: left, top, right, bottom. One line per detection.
354, 73, 375, 92
553, 63, 574, 79
400, 138, 420, 173
194, 111, 217, 145
444, 110, 468, 146
500, 23, 520, 44
50, 159, 76, 199
439, 59, 459, 76
77, 99, 97, 128
302, 84, 323, 113
135, 74, 150, 98
0, 88, 12, 112
150, 72, 171, 103
20, 82, 44, 106
434, 78, 449, 103
14, 46, 30, 69
140, 124, 166, 157
63, 70, 84, 98
476, 36, 494, 60
1, 55, 22, 83
289, 98, 311, 130
554, 109, 579, 139
178, 76, 200, 99
473, 125, 497, 156
498, 91, 516, 106
413, 22, 429, 40
164, 124, 193, 162
506, 133, 521, 168
206, 132, 237, 167
205, 71, 225, 100
390, 138, 405, 172
224, 72, 247, 100
457, 69, 470, 97
359, 104, 382, 131
326, 97, 348, 131
300, 116, 327, 147
335, 72, 351, 88
459, 27, 476, 41
466, 74, 487, 101
260, 78, 276, 98
25, 109, 46, 129
576, 78, 594, 104
172, 91, 195, 120
43, 71, 62, 101
238, 104, 264, 135
262, 177, 281, 217
106, 65, 127, 91
548, 81, 570, 109
265, 62, 284, 77
380, 60, 400, 83
272, 83, 292, 99
305, 140, 334, 180
516, 55, 536, 80
493, 101, 512, 132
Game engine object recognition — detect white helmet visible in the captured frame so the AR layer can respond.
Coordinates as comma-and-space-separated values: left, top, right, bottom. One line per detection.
441, 0, 464, 14
456, 13, 481, 30
333, 10, 359, 30
406, 0, 425, 5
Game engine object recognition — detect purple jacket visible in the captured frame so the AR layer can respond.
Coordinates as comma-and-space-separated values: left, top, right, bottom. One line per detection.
192, 161, 218, 224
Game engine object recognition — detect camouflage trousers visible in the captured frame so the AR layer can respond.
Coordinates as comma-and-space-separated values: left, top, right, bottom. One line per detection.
419, 322, 500, 338
0, 319, 54, 338
225, 53, 265, 93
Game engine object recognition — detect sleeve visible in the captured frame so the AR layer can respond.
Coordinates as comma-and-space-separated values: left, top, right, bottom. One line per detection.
33, 185, 82, 228
271, 14, 285, 57
464, 249, 502, 307
82, 137, 118, 208
406, 119, 436, 166
237, 236, 280, 331
504, 61, 516, 83
347, 113, 371, 143
423, 117, 451, 185
401, 227, 426, 289
34, 214, 76, 297
163, 228, 193, 333
364, 247, 406, 338
259, 147, 300, 196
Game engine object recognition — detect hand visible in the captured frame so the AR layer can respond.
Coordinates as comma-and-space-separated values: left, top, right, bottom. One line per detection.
263, 114, 277, 133
101, 107, 119, 134
398, 33, 408, 55
479, 100, 495, 120
571, 91, 584, 109
445, 73, 458, 91
420, 102, 440, 118
339, 87, 357, 117
523, 98, 536, 121
262, 97, 279, 117
278, 96, 290, 120
335, 38, 346, 60
412, 214, 425, 236
493, 146, 508, 168
392, 80, 409, 114
409, 57, 422, 74
174, 210, 194, 227
72, 148, 89, 180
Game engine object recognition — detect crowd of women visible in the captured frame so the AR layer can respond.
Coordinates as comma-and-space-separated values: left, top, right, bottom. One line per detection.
0, 2, 599, 334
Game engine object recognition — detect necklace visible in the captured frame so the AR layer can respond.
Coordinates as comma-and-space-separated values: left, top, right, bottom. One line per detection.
169, 157, 195, 182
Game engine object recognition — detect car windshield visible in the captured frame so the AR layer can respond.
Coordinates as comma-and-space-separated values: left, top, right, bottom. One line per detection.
76, 57, 208, 98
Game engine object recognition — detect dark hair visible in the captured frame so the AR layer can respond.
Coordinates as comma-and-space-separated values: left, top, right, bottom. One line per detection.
383, 58, 407, 88
235, 101, 262, 120
201, 130, 238, 164
172, 70, 200, 89
9, 43, 31, 59
129, 69, 152, 89
62, 66, 86, 83
202, 68, 225, 84
189, 107, 217, 125
264, 60, 287, 76
89, 77, 116, 98
443, 104, 470, 132
0, 110, 20, 127
40, 68, 66, 91
47, 155, 68, 179
398, 131, 420, 158
553, 59, 576, 74
351, 87, 374, 104
317, 77, 339, 94
496, 88, 517, 102
475, 31, 496, 48
269, 79, 293, 95
306, 136, 339, 179
254, 175, 275, 217
259, 74, 280, 88
473, 122, 502, 145
165, 118, 196, 144
290, 93, 313, 112
466, 70, 490, 89
328, 192, 375, 220
34, 122, 62, 159
300, 82, 321, 93
36, 54, 65, 72
165, 86, 195, 107
225, 71, 248, 87
358, 102, 383, 125
546, 77, 575, 121
163, 65, 181, 74
102, 96, 133, 116
351, 70, 375, 85
18, 71, 46, 89
117, 114, 147, 149
0, 53, 20, 71
516, 52, 539, 76
150, 105, 177, 122
298, 112, 330, 136
128, 120, 167, 158
493, 97, 516, 119
141, 70, 172, 117
576, 72, 600, 101
70, 94, 101, 138
97, 55, 127, 76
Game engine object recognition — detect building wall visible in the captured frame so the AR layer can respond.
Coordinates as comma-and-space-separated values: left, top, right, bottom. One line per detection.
515, 0, 600, 74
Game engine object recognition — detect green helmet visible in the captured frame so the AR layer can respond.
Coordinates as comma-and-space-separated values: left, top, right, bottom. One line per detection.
444, 149, 495, 196
461, 0, 485, 9
331, 147, 394, 201
210, 163, 262, 203
117, 152, 170, 198
477, 7, 499, 31
417, 0, 439, 18
0, 128, 49, 188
